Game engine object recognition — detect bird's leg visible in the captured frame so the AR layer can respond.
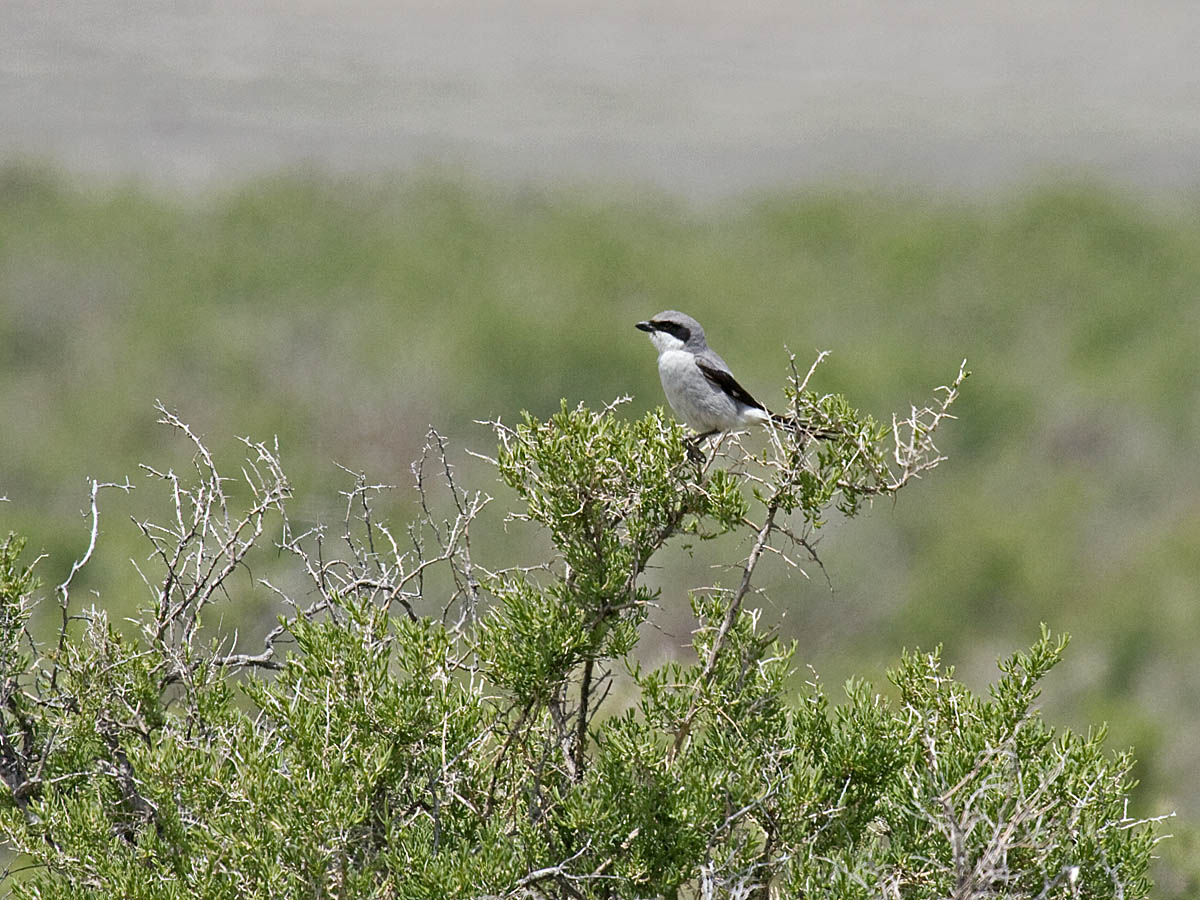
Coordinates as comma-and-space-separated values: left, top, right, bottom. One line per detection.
685, 429, 719, 465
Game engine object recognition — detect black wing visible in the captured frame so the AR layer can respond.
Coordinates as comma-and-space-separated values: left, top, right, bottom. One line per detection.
695, 360, 765, 411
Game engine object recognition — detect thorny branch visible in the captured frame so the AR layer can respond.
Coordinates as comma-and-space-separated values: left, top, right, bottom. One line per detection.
130, 404, 291, 674
887, 358, 969, 492
907, 723, 1169, 900
51, 476, 133, 691
124, 408, 493, 674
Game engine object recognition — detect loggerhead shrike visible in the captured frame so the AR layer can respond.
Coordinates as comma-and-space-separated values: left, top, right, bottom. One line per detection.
636, 310, 776, 438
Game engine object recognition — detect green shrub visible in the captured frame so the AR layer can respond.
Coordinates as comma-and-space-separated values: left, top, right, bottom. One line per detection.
0, 364, 1161, 898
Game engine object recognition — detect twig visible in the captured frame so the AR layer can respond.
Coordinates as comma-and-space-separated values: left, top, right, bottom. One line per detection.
51, 477, 133, 691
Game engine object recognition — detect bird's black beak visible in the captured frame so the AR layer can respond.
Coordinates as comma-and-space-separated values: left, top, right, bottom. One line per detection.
635, 321, 654, 332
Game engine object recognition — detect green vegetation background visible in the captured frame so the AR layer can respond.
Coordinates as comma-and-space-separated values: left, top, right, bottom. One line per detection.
2, 163, 1198, 890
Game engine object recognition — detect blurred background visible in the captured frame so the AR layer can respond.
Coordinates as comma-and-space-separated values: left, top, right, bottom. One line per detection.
3, 0, 1199, 891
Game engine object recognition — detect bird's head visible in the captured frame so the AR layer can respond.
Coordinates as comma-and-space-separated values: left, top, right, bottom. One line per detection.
635, 310, 705, 354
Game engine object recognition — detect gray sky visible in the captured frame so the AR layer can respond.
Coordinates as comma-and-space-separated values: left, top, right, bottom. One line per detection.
4, 0, 1199, 197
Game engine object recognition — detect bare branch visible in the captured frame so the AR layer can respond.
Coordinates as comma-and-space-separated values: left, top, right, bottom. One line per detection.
51, 477, 133, 690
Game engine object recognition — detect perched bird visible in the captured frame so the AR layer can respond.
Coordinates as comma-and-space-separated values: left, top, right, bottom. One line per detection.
636, 310, 774, 438
636, 310, 838, 448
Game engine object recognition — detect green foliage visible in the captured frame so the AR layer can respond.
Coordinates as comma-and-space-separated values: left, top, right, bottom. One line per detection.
772, 389, 893, 522
0, 393, 1161, 898
479, 573, 610, 701
497, 403, 695, 584
0, 534, 37, 681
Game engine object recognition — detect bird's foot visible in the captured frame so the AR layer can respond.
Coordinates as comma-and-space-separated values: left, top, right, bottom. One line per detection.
684, 430, 719, 466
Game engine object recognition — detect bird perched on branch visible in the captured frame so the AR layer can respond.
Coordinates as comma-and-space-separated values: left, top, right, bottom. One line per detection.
636, 309, 835, 443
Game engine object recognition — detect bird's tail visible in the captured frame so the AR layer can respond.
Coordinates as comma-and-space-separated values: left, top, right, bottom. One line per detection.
769, 412, 841, 441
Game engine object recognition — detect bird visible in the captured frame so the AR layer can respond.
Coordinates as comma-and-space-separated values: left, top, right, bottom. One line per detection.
636, 309, 775, 439
636, 310, 839, 453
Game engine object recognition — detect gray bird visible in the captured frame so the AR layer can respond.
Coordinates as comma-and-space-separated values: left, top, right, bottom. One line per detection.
636, 310, 773, 438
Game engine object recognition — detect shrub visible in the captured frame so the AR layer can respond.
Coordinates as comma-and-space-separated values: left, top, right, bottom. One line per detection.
0, 361, 1161, 898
